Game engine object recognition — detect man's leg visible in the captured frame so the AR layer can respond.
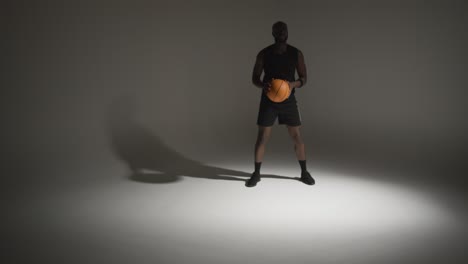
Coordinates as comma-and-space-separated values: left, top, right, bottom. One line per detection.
246, 125, 272, 187
287, 125, 315, 185
255, 125, 272, 163
287, 125, 305, 160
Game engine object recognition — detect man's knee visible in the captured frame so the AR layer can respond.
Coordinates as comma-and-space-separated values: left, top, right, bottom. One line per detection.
256, 137, 269, 146
256, 133, 271, 145
256, 127, 271, 145
288, 128, 303, 144
291, 134, 304, 145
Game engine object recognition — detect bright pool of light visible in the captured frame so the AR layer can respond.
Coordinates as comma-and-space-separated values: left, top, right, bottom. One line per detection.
42, 162, 460, 264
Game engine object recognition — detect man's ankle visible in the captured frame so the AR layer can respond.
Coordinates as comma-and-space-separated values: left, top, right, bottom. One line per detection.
254, 161, 262, 174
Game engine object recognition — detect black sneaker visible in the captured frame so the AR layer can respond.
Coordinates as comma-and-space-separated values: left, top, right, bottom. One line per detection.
300, 171, 315, 185
246, 171, 261, 187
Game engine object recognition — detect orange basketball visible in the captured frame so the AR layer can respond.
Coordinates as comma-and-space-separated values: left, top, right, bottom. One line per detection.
267, 78, 290, 103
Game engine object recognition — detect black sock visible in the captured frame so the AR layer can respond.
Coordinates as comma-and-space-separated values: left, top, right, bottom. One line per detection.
298, 160, 307, 172
254, 162, 262, 173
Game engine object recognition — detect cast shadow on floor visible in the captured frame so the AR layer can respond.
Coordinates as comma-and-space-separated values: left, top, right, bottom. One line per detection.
109, 122, 296, 184
107, 95, 295, 185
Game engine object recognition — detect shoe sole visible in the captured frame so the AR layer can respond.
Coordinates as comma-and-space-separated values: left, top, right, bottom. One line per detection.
245, 178, 260, 187
300, 178, 315, 185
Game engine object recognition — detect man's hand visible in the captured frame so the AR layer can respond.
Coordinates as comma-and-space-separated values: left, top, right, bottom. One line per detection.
287, 81, 297, 91
263, 79, 272, 93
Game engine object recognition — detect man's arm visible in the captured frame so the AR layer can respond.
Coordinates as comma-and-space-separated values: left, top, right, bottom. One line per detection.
252, 51, 266, 89
289, 50, 307, 89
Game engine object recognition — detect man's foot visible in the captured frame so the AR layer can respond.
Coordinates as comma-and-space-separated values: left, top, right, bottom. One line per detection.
246, 171, 261, 187
300, 171, 315, 185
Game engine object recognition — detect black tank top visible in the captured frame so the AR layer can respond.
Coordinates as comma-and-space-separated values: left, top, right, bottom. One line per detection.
260, 44, 299, 104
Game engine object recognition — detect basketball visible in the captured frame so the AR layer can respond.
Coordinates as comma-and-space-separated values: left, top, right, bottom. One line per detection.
267, 78, 290, 103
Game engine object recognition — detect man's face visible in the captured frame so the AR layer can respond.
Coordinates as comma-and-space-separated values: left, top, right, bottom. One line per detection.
273, 24, 288, 43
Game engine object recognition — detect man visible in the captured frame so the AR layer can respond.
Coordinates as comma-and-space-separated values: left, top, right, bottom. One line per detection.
246, 21, 315, 187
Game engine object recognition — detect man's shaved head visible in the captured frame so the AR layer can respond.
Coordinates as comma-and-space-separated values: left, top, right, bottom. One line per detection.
272, 21, 287, 32
272, 21, 288, 43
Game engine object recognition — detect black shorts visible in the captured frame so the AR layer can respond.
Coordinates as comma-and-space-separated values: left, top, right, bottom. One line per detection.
256, 95, 302, 127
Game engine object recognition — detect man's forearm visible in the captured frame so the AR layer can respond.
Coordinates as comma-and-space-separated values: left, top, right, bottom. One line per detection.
293, 77, 306, 88
252, 77, 264, 89
289, 80, 299, 89
253, 77, 306, 89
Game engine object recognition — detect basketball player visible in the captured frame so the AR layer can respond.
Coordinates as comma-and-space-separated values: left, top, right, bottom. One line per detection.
246, 21, 315, 187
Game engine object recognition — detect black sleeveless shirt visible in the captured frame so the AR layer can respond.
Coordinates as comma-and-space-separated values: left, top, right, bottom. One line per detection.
260, 44, 299, 104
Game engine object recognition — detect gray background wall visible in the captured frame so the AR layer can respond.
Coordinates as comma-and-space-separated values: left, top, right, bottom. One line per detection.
2, 1, 468, 263
3, 0, 467, 194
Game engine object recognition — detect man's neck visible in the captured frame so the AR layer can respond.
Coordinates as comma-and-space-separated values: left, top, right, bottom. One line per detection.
273, 42, 287, 53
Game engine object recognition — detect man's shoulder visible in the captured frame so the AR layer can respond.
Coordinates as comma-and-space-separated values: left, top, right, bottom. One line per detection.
287, 44, 301, 53
256, 45, 273, 60
256, 44, 302, 57
257, 44, 275, 56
